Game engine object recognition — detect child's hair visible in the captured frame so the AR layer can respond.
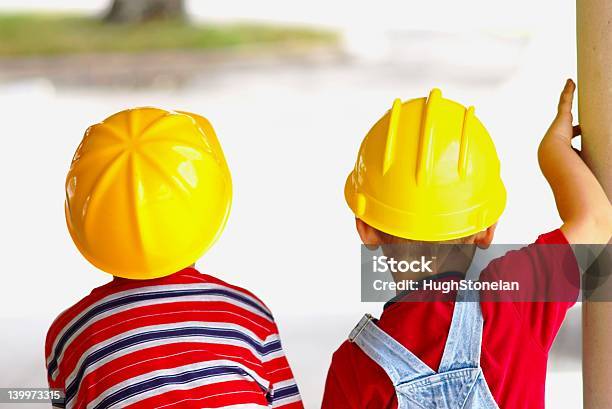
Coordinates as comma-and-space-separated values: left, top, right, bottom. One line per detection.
373, 224, 476, 246
364, 220, 480, 276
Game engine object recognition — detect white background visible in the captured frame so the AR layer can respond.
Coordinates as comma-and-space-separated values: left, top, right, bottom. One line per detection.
0, 0, 582, 407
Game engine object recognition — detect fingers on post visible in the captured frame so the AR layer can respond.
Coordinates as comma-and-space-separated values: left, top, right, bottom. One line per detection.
557, 79, 575, 117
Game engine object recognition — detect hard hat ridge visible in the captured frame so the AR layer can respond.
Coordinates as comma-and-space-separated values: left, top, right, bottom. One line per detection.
416, 88, 442, 186
383, 98, 402, 175
458, 105, 475, 179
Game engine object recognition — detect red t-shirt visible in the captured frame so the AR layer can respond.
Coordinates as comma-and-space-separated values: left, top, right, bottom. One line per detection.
322, 230, 578, 409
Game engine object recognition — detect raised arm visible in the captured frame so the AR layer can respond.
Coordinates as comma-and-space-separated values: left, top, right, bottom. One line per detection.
538, 79, 612, 244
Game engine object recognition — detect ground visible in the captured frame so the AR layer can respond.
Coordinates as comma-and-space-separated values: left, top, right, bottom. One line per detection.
0, 13, 336, 56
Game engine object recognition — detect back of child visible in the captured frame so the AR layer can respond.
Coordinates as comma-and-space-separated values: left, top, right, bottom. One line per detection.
322, 82, 611, 408
46, 108, 303, 408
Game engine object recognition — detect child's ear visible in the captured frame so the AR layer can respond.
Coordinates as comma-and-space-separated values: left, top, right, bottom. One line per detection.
474, 223, 497, 249
355, 218, 383, 249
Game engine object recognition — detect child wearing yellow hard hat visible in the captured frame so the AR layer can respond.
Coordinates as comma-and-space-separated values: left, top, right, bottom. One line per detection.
322, 80, 611, 408
45, 108, 303, 408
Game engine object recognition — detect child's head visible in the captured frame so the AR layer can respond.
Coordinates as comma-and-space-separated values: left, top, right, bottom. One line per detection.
356, 217, 497, 280
65, 107, 232, 279
345, 89, 505, 275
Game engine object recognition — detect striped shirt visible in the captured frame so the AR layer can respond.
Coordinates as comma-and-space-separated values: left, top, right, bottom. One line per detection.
45, 268, 303, 409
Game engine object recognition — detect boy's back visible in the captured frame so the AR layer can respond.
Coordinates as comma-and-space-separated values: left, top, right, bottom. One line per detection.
323, 230, 577, 409
49, 108, 304, 408
323, 82, 610, 408
46, 267, 301, 408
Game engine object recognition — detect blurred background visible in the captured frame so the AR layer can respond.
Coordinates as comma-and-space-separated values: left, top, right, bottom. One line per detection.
0, 0, 582, 407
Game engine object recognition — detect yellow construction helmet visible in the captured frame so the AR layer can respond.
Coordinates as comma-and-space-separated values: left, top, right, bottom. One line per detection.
345, 89, 506, 241
65, 107, 232, 279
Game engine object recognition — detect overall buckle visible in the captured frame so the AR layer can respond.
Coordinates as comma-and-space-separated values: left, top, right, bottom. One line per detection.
348, 313, 373, 342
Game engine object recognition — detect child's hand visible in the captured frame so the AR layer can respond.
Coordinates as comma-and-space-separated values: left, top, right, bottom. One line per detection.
544, 79, 581, 145
539, 79, 612, 244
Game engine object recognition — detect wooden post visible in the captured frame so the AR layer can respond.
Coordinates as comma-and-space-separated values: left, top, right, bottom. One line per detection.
577, 1, 612, 407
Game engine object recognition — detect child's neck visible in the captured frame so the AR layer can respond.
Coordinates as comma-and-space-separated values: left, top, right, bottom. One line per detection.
389, 253, 473, 293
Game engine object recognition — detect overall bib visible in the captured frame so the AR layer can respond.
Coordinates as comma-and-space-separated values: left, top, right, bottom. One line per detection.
348, 289, 499, 409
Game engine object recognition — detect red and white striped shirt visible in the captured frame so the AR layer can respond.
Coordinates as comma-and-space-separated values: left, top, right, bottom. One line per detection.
45, 267, 303, 409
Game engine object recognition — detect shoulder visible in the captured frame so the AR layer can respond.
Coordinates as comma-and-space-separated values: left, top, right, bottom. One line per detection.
534, 229, 569, 244
188, 269, 275, 321
326, 339, 357, 379
482, 229, 572, 277
45, 280, 118, 359
327, 339, 357, 383
325, 336, 388, 406
329, 335, 372, 373
197, 271, 273, 314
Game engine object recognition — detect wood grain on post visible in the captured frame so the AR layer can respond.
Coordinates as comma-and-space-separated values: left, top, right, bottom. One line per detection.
577, 1, 612, 408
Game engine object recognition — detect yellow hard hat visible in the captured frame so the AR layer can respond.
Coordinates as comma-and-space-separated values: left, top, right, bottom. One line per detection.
345, 89, 506, 241
65, 107, 232, 279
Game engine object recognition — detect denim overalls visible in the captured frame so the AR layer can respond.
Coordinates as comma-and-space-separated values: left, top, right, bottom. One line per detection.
348, 287, 499, 409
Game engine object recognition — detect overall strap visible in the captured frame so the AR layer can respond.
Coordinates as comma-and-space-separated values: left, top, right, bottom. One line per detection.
349, 314, 435, 385
438, 285, 484, 372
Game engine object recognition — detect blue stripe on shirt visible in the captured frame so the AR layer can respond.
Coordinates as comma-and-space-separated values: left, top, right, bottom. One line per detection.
65, 325, 281, 403
92, 364, 265, 409
272, 383, 301, 402
48, 287, 273, 378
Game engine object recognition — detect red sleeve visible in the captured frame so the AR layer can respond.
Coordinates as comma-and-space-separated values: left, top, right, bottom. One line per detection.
535, 229, 569, 245
45, 319, 65, 388
481, 229, 580, 351
322, 356, 353, 409
263, 322, 304, 409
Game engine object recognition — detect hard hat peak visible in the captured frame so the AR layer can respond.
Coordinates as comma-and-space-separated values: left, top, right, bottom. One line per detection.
428, 88, 443, 100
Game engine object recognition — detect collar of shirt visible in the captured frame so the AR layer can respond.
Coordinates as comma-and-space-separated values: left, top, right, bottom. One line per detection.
110, 266, 197, 286
383, 271, 465, 310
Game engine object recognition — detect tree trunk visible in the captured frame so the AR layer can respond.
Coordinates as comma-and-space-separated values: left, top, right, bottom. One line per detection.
105, 0, 186, 23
